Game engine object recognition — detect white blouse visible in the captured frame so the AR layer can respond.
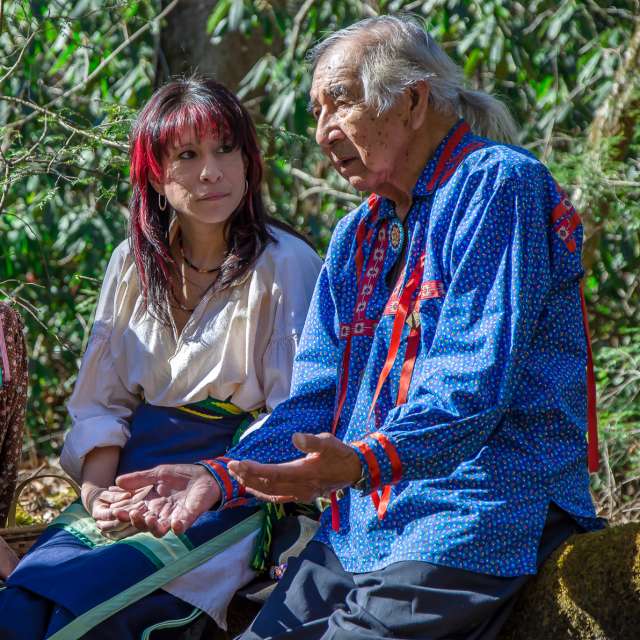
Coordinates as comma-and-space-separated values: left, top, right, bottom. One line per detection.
61, 226, 323, 482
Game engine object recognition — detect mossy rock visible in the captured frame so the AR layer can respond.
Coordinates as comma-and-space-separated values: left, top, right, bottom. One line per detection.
204, 525, 640, 639
499, 523, 640, 640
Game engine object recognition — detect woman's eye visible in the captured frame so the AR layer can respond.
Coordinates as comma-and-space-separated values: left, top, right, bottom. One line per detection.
178, 150, 195, 160
217, 144, 235, 154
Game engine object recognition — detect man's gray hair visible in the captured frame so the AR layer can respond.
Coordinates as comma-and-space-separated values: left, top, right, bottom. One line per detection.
308, 15, 518, 143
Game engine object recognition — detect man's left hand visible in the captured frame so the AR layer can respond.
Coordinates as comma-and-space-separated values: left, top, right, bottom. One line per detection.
227, 432, 362, 503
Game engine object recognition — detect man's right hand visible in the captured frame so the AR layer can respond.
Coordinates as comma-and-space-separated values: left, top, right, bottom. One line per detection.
114, 464, 221, 537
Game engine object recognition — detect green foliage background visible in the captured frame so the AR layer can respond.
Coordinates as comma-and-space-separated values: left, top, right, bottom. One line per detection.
1, 0, 638, 520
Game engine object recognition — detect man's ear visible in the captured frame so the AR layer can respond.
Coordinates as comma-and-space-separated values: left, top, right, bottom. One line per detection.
408, 80, 429, 130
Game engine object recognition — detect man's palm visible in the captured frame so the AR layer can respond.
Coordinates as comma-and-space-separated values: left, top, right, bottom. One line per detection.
115, 464, 220, 537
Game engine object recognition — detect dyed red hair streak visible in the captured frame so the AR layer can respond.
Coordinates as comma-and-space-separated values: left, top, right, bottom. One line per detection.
128, 76, 311, 322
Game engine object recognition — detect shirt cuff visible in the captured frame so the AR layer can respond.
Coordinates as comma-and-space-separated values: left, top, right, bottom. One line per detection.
349, 432, 403, 495
196, 457, 250, 509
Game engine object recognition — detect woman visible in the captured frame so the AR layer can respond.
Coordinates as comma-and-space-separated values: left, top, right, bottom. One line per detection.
0, 77, 322, 638
0, 303, 28, 580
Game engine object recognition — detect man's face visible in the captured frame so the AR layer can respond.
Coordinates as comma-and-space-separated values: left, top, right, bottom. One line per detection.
309, 42, 414, 194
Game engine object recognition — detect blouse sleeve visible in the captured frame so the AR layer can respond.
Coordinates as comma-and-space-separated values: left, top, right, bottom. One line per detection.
239, 233, 323, 443
61, 242, 141, 482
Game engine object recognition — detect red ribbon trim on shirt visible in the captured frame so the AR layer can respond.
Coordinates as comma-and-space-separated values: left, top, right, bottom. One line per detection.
218, 456, 246, 497
330, 195, 387, 531
551, 186, 581, 253
369, 432, 402, 484
351, 440, 382, 491
425, 122, 471, 191
579, 282, 599, 473
205, 460, 233, 501
364, 137, 487, 520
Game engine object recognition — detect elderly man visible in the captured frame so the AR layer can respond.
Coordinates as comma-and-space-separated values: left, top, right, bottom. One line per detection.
118, 15, 603, 640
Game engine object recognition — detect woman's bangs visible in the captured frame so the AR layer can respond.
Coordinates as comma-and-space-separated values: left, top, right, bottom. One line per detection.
156, 101, 240, 155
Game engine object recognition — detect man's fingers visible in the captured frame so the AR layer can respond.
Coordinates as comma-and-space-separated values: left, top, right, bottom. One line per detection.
170, 502, 199, 536
116, 469, 158, 491
228, 463, 315, 498
112, 499, 146, 522
291, 432, 331, 454
228, 459, 308, 486
99, 489, 131, 504
109, 495, 138, 510
242, 486, 297, 503
130, 506, 150, 531
159, 499, 174, 523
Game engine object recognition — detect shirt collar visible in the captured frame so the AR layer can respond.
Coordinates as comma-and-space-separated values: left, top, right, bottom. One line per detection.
366, 119, 472, 220
413, 119, 471, 197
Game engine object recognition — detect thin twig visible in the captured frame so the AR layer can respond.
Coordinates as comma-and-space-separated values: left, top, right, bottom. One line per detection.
286, 0, 315, 61
290, 167, 326, 187
0, 154, 9, 213
1, 95, 128, 151
5, 0, 180, 131
0, 32, 36, 84
0, 288, 77, 355
13, 115, 48, 165
299, 185, 362, 204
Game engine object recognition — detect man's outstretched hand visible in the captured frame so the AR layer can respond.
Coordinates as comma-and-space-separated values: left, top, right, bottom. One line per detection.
227, 432, 362, 503
114, 464, 221, 537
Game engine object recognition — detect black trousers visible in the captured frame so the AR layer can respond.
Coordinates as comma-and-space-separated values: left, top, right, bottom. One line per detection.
240, 504, 578, 640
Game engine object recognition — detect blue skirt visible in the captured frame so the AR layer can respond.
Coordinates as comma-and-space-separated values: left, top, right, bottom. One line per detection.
0, 400, 263, 639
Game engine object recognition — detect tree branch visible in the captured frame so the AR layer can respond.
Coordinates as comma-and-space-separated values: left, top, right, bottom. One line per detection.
5, 0, 180, 131
0, 32, 36, 84
286, 0, 315, 62
1, 95, 128, 151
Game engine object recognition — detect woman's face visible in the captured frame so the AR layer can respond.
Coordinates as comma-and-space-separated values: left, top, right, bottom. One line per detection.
150, 127, 246, 226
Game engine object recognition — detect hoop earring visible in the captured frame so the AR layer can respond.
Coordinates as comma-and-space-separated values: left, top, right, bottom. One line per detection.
158, 193, 167, 211
243, 179, 248, 198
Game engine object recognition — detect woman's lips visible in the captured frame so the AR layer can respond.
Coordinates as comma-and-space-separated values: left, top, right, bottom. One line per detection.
198, 193, 229, 201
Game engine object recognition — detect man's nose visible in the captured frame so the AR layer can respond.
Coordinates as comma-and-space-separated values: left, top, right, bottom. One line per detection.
315, 112, 345, 149
200, 155, 223, 181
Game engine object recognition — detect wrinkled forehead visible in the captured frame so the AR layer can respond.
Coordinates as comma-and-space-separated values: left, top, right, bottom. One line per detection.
310, 43, 363, 103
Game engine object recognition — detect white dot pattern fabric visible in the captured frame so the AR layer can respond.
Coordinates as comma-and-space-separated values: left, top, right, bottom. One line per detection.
202, 121, 603, 578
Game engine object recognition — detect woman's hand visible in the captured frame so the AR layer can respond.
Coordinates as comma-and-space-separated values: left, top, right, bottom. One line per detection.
81, 483, 139, 540
115, 464, 222, 538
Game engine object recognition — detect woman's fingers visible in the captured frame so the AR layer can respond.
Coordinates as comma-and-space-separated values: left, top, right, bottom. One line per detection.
95, 517, 132, 533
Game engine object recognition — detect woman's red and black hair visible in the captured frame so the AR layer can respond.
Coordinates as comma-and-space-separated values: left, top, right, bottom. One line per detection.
128, 76, 276, 321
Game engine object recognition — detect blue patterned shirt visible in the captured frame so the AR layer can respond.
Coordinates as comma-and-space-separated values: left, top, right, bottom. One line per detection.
202, 120, 603, 577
